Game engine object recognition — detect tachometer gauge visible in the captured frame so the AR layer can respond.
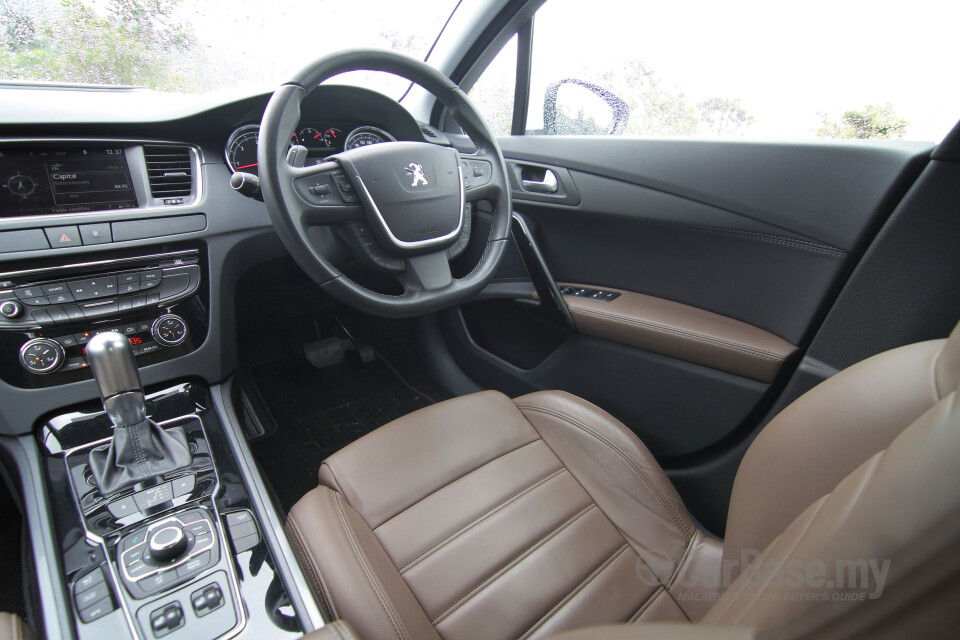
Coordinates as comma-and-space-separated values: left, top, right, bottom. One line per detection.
225, 125, 260, 175
299, 127, 322, 147
322, 127, 342, 148
344, 126, 396, 150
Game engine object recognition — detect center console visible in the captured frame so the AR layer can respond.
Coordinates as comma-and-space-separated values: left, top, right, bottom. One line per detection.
42, 382, 305, 640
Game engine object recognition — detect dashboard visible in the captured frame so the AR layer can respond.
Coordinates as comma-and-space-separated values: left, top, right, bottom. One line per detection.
0, 82, 449, 432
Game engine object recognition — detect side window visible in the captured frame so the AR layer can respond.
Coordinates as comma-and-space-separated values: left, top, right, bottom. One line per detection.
467, 34, 518, 137
469, 0, 957, 142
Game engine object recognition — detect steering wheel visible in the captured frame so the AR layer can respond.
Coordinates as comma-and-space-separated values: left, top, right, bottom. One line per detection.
259, 49, 511, 318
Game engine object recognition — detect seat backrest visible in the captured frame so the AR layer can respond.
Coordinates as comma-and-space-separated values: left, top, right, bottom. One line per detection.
706, 322, 960, 635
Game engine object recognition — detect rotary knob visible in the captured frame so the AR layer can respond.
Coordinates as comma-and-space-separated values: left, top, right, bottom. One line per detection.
151, 314, 189, 347
148, 523, 188, 562
19, 338, 64, 374
0, 300, 21, 319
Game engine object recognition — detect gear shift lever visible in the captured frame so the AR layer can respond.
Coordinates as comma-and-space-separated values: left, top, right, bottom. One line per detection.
87, 332, 191, 496
87, 330, 147, 427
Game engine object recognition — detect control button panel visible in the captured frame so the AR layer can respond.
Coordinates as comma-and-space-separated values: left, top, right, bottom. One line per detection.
134, 571, 237, 640
0, 250, 200, 331
559, 286, 621, 302
16, 314, 192, 376
73, 567, 117, 624
224, 510, 260, 554
118, 508, 220, 600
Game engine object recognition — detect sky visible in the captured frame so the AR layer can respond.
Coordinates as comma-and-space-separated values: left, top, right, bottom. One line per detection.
526, 0, 960, 141
9, 0, 959, 142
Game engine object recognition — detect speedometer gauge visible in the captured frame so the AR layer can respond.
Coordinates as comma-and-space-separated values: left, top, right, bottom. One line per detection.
344, 126, 396, 150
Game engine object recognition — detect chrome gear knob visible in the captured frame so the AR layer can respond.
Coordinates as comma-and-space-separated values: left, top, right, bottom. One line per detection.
85, 331, 146, 428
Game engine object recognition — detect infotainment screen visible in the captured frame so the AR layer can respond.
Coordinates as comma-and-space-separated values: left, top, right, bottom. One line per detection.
0, 146, 139, 217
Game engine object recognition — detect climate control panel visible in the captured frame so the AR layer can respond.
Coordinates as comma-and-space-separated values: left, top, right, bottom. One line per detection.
17, 313, 190, 376
0, 248, 206, 388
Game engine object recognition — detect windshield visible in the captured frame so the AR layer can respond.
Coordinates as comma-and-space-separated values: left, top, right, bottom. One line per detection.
0, 0, 460, 96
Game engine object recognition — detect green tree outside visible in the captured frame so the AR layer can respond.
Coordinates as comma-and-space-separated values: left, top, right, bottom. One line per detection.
816, 104, 908, 140
0, 0, 204, 91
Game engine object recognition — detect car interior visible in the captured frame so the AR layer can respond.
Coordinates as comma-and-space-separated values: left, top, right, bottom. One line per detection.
0, 1, 958, 639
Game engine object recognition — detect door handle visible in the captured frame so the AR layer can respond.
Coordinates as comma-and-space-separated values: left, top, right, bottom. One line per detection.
521, 169, 559, 193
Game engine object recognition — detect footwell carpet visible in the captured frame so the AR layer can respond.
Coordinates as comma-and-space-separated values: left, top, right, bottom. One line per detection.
247, 355, 432, 512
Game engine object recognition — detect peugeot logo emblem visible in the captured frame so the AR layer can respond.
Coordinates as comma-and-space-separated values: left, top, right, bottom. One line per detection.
404, 162, 429, 187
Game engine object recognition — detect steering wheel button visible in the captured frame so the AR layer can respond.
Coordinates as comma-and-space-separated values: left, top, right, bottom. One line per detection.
346, 222, 371, 237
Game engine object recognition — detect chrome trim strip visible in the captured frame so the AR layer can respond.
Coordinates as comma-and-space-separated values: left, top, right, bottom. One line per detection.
209, 379, 326, 632
0, 248, 198, 279
0, 137, 203, 223
351, 164, 465, 251
6, 436, 75, 640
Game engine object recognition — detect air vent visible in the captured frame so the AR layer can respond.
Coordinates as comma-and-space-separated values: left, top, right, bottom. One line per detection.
144, 145, 193, 199
420, 125, 438, 139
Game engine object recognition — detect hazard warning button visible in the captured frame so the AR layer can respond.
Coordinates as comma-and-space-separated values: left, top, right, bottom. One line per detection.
44, 226, 83, 248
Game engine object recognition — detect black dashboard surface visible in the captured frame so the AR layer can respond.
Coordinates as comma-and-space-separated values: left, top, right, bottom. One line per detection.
0, 83, 432, 436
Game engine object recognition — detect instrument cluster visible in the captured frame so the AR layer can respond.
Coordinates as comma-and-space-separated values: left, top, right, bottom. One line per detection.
225, 123, 396, 176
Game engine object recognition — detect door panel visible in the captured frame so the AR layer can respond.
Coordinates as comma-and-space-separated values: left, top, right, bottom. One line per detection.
440, 136, 931, 495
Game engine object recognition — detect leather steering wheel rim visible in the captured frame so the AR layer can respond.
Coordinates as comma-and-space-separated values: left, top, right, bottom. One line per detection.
259, 48, 512, 318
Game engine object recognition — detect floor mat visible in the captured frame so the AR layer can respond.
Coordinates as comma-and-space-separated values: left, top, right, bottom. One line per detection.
246, 354, 433, 513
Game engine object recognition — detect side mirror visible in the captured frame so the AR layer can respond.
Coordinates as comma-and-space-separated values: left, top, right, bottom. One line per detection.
542, 79, 629, 135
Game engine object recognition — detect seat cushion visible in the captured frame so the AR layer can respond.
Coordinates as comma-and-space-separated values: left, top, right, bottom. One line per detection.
0, 613, 35, 640
288, 390, 721, 640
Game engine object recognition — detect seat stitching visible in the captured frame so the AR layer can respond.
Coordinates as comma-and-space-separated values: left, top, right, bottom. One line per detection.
331, 493, 409, 640
570, 306, 788, 361
287, 513, 341, 619
932, 347, 944, 401
400, 467, 567, 574
320, 462, 345, 494
730, 453, 884, 626
516, 403, 692, 537
727, 497, 829, 625
432, 503, 598, 625
519, 543, 631, 639
375, 438, 541, 527
628, 586, 665, 623
664, 529, 698, 591
708, 523, 788, 621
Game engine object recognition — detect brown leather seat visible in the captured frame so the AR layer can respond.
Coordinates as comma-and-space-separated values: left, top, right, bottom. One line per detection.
287, 322, 960, 640
0, 613, 35, 640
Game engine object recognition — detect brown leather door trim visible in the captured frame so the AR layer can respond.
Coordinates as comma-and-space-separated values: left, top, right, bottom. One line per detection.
561, 284, 796, 382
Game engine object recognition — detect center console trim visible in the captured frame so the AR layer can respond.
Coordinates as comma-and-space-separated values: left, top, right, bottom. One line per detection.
210, 378, 327, 632
0, 248, 199, 280
62, 413, 248, 640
